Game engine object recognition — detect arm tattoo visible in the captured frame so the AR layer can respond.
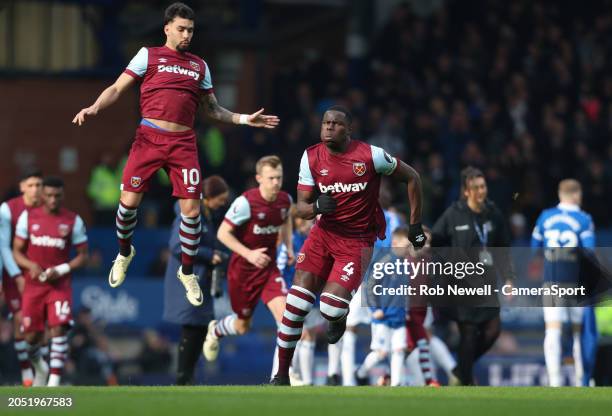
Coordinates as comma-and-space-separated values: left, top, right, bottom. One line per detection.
202, 93, 235, 124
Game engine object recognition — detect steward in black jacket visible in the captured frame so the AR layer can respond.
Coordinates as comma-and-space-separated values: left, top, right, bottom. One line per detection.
429, 166, 515, 385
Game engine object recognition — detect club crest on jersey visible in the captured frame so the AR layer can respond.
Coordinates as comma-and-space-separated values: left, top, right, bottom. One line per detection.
190, 61, 200, 71
353, 162, 367, 177
130, 176, 142, 188
297, 253, 305, 263
58, 224, 70, 237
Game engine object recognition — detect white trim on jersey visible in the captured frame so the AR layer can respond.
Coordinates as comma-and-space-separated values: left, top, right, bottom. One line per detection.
531, 228, 543, 241
0, 202, 21, 277
15, 211, 28, 240
370, 145, 398, 175
199, 62, 213, 90
126, 47, 148, 77
298, 151, 315, 187
224, 195, 251, 226
72, 215, 88, 245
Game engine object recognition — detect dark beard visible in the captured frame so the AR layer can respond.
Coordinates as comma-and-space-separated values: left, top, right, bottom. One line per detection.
176, 43, 190, 52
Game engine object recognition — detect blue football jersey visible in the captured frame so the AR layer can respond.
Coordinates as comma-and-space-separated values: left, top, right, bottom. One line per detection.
531, 203, 595, 283
367, 251, 406, 328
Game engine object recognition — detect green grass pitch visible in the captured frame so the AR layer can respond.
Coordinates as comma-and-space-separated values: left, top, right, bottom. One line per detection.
1, 386, 611, 416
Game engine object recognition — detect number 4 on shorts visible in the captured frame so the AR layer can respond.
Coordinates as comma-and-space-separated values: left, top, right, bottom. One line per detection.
343, 262, 354, 276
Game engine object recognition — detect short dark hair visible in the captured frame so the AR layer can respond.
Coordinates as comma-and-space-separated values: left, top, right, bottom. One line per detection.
19, 167, 42, 182
327, 105, 353, 125
460, 166, 485, 193
203, 175, 229, 198
164, 2, 195, 25
42, 176, 64, 189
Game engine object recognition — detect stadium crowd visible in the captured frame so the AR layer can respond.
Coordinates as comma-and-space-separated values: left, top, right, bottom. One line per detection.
266, 0, 612, 227
83, 1, 612, 230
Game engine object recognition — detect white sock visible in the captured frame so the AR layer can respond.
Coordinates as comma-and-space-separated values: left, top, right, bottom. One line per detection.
328, 339, 342, 376
341, 330, 357, 386
215, 314, 239, 338
430, 336, 456, 377
390, 350, 404, 386
572, 331, 584, 387
299, 340, 315, 385
47, 374, 61, 387
544, 327, 562, 386
291, 341, 301, 372
271, 345, 280, 380
48, 335, 68, 387
406, 349, 424, 386
357, 351, 381, 379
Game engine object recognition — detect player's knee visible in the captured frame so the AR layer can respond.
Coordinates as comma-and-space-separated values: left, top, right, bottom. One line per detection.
320, 292, 350, 321
180, 206, 200, 219
120, 191, 142, 208
235, 318, 251, 334
49, 325, 68, 338
24, 332, 40, 345
376, 350, 388, 360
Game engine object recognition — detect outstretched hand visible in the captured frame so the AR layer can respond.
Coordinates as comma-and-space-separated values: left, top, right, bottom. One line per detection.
72, 106, 98, 126
247, 108, 280, 129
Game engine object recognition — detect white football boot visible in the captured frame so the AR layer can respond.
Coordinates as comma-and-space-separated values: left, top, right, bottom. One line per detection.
177, 267, 203, 306
108, 246, 136, 288
203, 320, 220, 361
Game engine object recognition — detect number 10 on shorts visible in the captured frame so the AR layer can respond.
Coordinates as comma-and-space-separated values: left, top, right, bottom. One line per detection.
182, 168, 200, 185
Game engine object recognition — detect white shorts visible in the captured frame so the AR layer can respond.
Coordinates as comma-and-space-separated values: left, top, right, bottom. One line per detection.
543, 306, 584, 325
370, 323, 407, 353
347, 285, 371, 327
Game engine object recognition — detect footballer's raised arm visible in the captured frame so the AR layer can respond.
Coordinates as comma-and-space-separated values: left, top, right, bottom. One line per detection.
201, 93, 279, 129
72, 72, 136, 126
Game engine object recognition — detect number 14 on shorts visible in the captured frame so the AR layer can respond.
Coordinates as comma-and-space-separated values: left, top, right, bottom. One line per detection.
54, 300, 70, 318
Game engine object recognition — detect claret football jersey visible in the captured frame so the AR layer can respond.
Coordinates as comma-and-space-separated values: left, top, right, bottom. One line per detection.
297, 140, 397, 240
124, 46, 214, 128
